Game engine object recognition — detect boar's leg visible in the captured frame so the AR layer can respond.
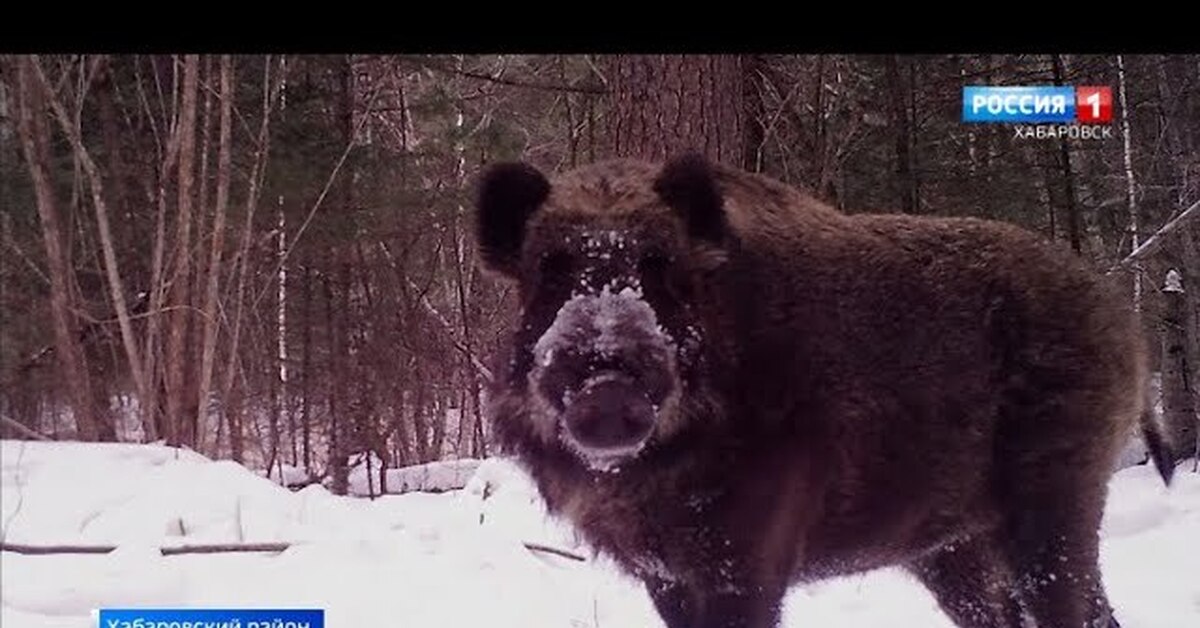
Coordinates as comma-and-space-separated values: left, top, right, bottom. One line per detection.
995, 426, 1122, 628
1004, 502, 1119, 628
644, 576, 785, 628
906, 534, 1025, 628
642, 458, 810, 628
645, 578, 695, 628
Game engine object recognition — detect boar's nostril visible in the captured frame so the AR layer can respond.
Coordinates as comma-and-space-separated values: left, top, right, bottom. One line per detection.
562, 376, 656, 451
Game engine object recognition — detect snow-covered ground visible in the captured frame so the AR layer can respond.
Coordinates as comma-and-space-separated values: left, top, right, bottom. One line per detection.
343, 453, 482, 496
1, 440, 1196, 627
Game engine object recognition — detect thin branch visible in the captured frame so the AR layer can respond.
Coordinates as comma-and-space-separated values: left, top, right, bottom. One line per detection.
1, 235, 51, 285
0, 416, 53, 441
426, 61, 605, 95
406, 275, 494, 383
2, 543, 115, 555
29, 55, 151, 416
248, 81, 385, 312
1, 442, 28, 542
161, 543, 289, 556
0, 542, 289, 556
1108, 198, 1200, 274
523, 542, 587, 562
0, 540, 586, 561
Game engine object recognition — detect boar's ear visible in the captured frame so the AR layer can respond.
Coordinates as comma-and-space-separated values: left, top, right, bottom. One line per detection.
476, 162, 551, 277
653, 153, 728, 245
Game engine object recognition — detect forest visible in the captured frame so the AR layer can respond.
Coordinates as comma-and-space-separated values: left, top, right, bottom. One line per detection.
1, 54, 1197, 493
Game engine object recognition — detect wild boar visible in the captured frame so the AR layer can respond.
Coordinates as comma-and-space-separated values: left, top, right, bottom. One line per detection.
476, 154, 1173, 628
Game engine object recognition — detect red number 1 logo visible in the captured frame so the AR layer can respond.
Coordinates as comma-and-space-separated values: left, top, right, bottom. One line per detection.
1076, 87, 1112, 123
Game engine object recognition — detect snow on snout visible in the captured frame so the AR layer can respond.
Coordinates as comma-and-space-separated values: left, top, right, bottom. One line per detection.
532, 286, 673, 376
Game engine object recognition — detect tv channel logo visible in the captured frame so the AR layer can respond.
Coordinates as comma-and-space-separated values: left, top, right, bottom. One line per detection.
963, 86, 1112, 124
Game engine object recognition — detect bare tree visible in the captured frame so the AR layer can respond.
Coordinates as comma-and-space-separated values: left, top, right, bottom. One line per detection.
220, 56, 283, 462
885, 55, 919, 213
11, 56, 105, 440
164, 54, 200, 446
195, 55, 234, 456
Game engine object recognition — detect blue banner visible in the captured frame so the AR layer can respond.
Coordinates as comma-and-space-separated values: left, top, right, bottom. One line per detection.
98, 608, 324, 628
962, 86, 1076, 123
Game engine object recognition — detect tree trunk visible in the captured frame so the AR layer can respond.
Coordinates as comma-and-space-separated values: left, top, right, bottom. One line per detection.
412, 359, 429, 462
1051, 55, 1082, 253
1036, 145, 1058, 242
165, 54, 199, 447
95, 64, 132, 290
220, 56, 281, 459
886, 55, 918, 214
1161, 270, 1196, 461
226, 380, 244, 463
300, 262, 313, 473
189, 56, 214, 451
276, 197, 291, 465
27, 56, 136, 442
195, 55, 234, 456
1180, 226, 1200, 400
142, 57, 185, 444
325, 54, 355, 494
604, 55, 752, 166
742, 54, 767, 173
1116, 55, 1142, 313
12, 56, 101, 441
326, 265, 348, 496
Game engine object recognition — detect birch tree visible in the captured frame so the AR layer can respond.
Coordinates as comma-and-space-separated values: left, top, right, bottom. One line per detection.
1117, 55, 1142, 312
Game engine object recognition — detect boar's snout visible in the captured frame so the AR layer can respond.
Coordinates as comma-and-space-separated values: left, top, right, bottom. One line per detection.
561, 373, 657, 455
529, 287, 681, 469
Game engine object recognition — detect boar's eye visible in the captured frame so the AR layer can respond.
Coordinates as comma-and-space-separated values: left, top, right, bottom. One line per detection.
637, 251, 671, 280
638, 250, 683, 303
538, 250, 576, 289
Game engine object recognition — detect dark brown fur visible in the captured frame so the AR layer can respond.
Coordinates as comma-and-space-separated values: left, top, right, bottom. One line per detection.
477, 156, 1171, 628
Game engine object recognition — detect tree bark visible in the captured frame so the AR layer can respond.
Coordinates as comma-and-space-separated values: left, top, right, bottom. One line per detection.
604, 55, 751, 166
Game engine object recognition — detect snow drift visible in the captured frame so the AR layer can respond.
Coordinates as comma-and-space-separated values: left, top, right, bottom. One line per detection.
1, 440, 1195, 627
